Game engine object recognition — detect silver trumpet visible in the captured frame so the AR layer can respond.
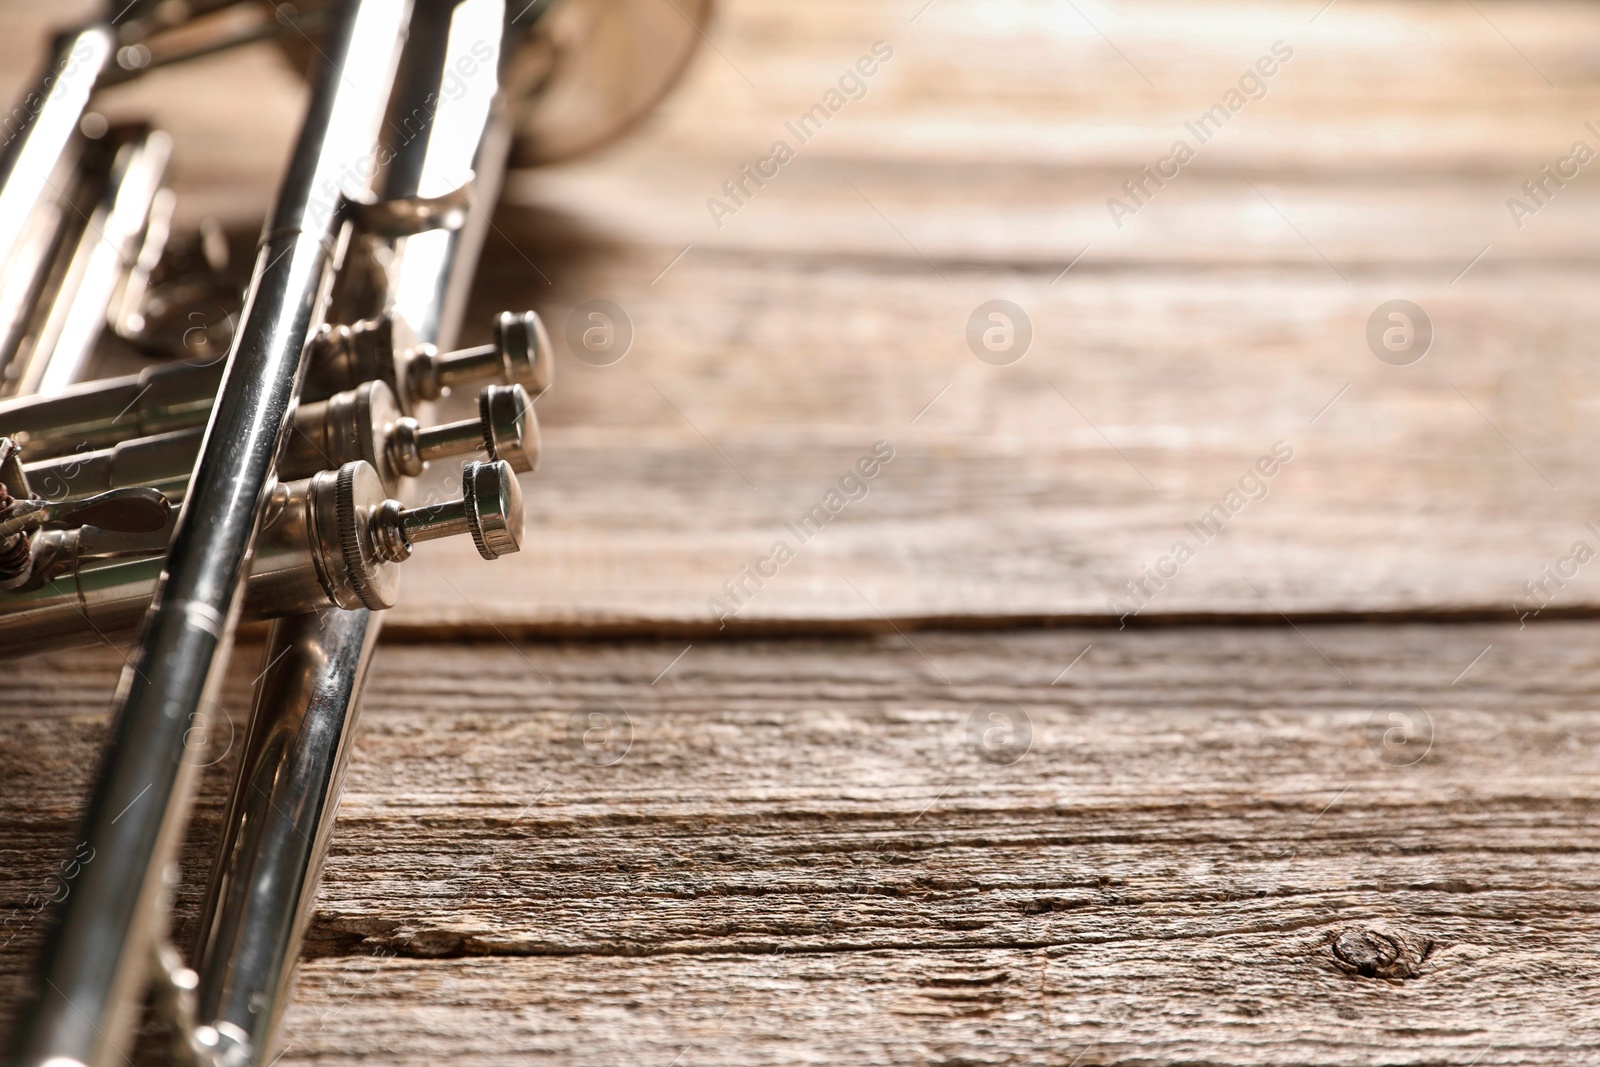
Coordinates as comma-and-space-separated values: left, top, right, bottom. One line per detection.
0, 2, 708, 1065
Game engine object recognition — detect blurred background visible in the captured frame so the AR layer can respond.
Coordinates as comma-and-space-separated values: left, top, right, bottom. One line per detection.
5, 0, 1598, 632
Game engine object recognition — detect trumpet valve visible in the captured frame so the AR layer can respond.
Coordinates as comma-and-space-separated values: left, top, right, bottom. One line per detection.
403, 309, 552, 404
386, 383, 539, 479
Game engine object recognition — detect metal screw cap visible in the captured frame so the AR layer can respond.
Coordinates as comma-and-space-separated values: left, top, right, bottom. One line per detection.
286, 379, 403, 482
461, 460, 523, 560
478, 384, 539, 473
324, 461, 401, 611
492, 310, 553, 399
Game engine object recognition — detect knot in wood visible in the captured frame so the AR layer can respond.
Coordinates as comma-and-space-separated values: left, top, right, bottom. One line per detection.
1329, 927, 1434, 981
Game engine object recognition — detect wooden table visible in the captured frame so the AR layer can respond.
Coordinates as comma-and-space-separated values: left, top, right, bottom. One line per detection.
3, 0, 1599, 1063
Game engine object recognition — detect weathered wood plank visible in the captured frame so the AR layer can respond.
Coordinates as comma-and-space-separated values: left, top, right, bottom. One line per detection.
415, 0, 1600, 627
15, 0, 1600, 231
275, 939, 1598, 1067
5, 2, 1600, 627
2, 2, 1597, 1066
638, 0, 1600, 175
502, 162, 1600, 270
398, 256, 1600, 630
3, 624, 1598, 1062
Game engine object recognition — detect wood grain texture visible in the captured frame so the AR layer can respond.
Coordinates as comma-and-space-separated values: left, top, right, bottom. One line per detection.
3, 624, 1598, 1063
15, 0, 1600, 221
407, 256, 1600, 631
404, 0, 1600, 627
2, 2, 1598, 1065
6, 1, 1600, 625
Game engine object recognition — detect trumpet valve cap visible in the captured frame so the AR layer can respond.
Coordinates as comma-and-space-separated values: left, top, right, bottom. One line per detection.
478, 384, 539, 473
371, 498, 413, 563
492, 310, 553, 398
404, 343, 444, 403
386, 416, 425, 478
462, 459, 523, 560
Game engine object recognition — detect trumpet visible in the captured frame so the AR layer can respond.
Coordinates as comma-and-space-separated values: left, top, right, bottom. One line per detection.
0, 2, 707, 1065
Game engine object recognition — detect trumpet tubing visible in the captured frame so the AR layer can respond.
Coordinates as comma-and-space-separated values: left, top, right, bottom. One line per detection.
0, 2, 708, 1065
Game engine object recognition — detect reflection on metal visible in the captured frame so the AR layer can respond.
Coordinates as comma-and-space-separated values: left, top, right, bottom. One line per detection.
0, 309, 552, 456
0, 0, 703, 1062
194, 2, 520, 1062
20, 379, 538, 501
193, 608, 378, 1065
13, 3, 411, 1064
0, 458, 522, 654
12, 127, 172, 396
508, 0, 713, 165
0, 25, 114, 296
